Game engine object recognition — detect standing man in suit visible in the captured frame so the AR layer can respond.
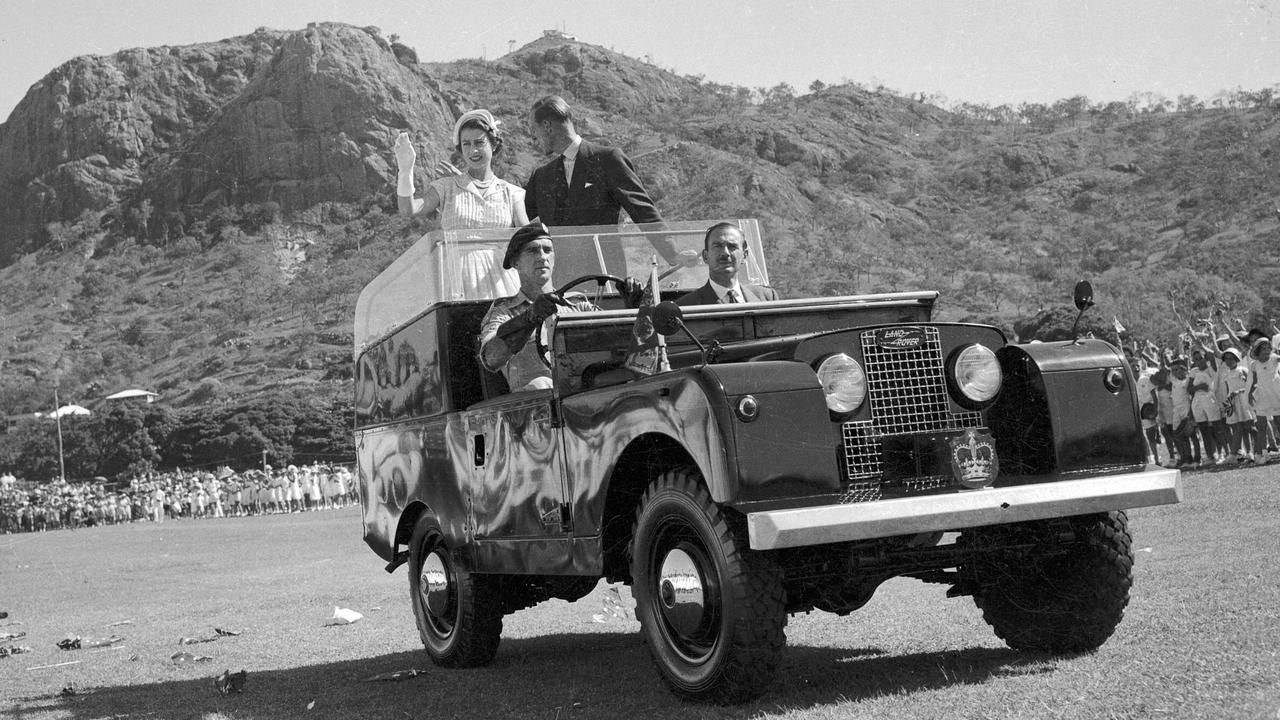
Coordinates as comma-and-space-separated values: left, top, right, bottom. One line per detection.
524, 95, 686, 276
676, 222, 779, 306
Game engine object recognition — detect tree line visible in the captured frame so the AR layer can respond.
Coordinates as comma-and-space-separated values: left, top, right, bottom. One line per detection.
0, 394, 353, 482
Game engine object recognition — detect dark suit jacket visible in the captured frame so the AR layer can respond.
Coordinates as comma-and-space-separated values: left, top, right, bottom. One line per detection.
675, 282, 779, 307
524, 140, 676, 276
524, 140, 663, 227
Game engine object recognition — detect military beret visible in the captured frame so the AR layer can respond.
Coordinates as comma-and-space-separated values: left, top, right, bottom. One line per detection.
503, 221, 552, 270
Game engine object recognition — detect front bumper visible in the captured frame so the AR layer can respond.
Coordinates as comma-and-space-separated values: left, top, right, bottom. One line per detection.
746, 467, 1182, 550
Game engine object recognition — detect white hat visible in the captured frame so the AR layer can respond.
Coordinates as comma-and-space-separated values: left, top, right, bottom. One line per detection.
452, 109, 500, 147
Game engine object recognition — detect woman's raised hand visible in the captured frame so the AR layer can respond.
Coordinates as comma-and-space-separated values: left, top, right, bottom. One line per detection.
393, 132, 417, 171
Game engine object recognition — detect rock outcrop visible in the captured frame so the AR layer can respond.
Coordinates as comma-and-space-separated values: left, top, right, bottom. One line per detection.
0, 23, 458, 264
0, 30, 285, 263
147, 23, 456, 214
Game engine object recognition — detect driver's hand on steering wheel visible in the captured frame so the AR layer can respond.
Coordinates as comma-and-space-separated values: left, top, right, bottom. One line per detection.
529, 292, 565, 323
614, 277, 646, 308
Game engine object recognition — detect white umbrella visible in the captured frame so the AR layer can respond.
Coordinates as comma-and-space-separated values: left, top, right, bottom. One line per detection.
49, 405, 92, 418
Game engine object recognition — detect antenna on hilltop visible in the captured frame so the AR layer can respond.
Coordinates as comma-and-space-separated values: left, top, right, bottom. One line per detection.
508, 39, 515, 53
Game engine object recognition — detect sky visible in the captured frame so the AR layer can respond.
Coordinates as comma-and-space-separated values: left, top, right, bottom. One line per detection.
0, 0, 1276, 121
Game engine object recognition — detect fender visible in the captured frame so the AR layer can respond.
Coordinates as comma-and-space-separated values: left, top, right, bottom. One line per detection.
560, 359, 839, 532
989, 339, 1145, 475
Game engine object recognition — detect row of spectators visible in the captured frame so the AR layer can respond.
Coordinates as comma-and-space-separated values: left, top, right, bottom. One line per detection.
1126, 314, 1280, 467
0, 464, 357, 534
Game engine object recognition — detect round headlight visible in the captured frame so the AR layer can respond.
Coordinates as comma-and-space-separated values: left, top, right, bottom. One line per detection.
816, 354, 867, 414
951, 344, 1002, 406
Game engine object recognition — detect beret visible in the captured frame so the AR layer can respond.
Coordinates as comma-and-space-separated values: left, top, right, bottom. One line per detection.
503, 222, 552, 269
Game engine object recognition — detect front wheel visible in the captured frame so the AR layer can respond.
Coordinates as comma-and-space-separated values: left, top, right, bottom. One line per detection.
967, 511, 1134, 652
408, 515, 502, 667
630, 468, 786, 703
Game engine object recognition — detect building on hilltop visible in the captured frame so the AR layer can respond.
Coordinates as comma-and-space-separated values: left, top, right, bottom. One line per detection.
104, 389, 160, 404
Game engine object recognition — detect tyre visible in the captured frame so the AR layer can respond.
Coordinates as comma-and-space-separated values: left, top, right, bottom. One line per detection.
968, 511, 1133, 652
630, 468, 786, 703
408, 515, 502, 667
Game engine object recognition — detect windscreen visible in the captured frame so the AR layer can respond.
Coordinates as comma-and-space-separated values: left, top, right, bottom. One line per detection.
353, 220, 768, 357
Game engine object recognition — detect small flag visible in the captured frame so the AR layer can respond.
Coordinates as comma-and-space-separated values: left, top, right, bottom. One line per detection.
1112, 315, 1126, 335
622, 257, 669, 376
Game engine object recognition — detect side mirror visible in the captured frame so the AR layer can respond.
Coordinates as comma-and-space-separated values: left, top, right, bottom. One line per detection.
652, 301, 684, 336
1074, 280, 1095, 311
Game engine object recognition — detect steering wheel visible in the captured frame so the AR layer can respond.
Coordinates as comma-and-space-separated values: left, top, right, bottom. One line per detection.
535, 274, 626, 367
551, 274, 626, 305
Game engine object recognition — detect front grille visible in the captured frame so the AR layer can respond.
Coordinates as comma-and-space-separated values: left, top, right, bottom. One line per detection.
861, 326, 980, 434
839, 326, 982, 492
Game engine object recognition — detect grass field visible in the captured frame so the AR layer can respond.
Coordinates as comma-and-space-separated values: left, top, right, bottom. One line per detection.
2, 465, 1278, 720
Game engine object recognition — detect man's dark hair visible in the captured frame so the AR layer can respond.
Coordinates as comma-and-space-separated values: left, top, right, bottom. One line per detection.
531, 95, 574, 125
703, 221, 743, 251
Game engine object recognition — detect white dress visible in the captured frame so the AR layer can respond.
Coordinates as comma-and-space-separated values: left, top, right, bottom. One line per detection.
1249, 356, 1280, 417
430, 176, 523, 297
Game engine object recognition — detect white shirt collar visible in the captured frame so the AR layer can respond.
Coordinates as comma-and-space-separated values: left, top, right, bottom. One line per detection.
707, 278, 742, 302
561, 136, 583, 162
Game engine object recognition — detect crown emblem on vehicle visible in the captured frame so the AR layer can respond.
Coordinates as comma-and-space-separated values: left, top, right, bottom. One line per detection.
949, 428, 998, 489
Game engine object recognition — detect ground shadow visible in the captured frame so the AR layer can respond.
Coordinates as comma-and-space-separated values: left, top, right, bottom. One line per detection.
3, 633, 1059, 720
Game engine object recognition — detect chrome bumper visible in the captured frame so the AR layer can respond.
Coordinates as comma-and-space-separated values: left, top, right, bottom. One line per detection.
746, 468, 1182, 550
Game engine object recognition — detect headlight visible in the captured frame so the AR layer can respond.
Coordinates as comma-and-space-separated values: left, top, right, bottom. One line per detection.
816, 354, 867, 414
949, 344, 1002, 407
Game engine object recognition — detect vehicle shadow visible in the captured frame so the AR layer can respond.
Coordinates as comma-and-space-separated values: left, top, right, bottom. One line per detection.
7, 634, 1054, 720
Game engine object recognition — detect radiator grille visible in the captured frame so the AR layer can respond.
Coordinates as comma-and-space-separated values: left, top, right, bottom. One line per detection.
860, 327, 981, 434
839, 326, 982, 491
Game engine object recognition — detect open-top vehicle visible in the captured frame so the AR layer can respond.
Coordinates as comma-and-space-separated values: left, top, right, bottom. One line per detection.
352, 220, 1182, 703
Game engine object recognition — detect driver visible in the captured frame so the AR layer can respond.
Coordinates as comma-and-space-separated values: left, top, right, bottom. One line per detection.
479, 222, 596, 392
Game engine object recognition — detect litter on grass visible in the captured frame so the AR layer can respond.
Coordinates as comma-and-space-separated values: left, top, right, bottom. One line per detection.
106, 619, 134, 627
0, 645, 33, 657
327, 607, 363, 625
178, 636, 217, 645
28, 660, 81, 671
0, 630, 26, 640
362, 669, 425, 682
214, 627, 242, 637
591, 585, 631, 623
171, 651, 214, 664
60, 686, 91, 696
58, 635, 125, 650
214, 669, 247, 694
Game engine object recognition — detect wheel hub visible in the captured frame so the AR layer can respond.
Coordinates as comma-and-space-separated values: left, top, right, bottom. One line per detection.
420, 550, 451, 617
657, 545, 706, 637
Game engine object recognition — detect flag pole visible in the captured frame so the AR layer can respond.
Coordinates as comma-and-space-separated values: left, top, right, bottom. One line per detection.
53, 386, 66, 483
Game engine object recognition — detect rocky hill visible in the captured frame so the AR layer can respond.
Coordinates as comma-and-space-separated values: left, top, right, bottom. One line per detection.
1, 22, 1277, 417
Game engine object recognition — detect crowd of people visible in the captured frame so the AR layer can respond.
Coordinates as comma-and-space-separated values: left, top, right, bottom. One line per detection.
0, 464, 356, 534
1127, 312, 1280, 468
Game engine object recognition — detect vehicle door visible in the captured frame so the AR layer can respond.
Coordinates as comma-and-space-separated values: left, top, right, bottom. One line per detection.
466, 391, 571, 545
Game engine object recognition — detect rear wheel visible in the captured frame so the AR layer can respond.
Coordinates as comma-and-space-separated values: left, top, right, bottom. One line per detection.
408, 516, 502, 667
630, 468, 786, 703
967, 511, 1133, 652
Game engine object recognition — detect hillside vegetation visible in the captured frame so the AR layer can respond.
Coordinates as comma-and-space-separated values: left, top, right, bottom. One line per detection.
1, 22, 1277, 426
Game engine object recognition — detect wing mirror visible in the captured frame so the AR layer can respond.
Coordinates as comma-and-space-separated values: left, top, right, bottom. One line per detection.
652, 301, 684, 336
1071, 280, 1095, 342
1073, 280, 1095, 311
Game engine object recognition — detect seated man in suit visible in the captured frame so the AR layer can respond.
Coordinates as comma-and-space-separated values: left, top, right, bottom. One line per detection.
479, 222, 596, 392
676, 222, 779, 306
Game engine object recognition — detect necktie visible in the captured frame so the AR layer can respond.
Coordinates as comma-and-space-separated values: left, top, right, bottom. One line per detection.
724, 289, 739, 304
551, 155, 569, 222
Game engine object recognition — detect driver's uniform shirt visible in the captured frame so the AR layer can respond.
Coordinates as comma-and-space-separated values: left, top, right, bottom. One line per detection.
479, 290, 592, 392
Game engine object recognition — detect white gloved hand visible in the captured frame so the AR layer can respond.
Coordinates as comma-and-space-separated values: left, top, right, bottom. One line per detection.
394, 132, 416, 196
